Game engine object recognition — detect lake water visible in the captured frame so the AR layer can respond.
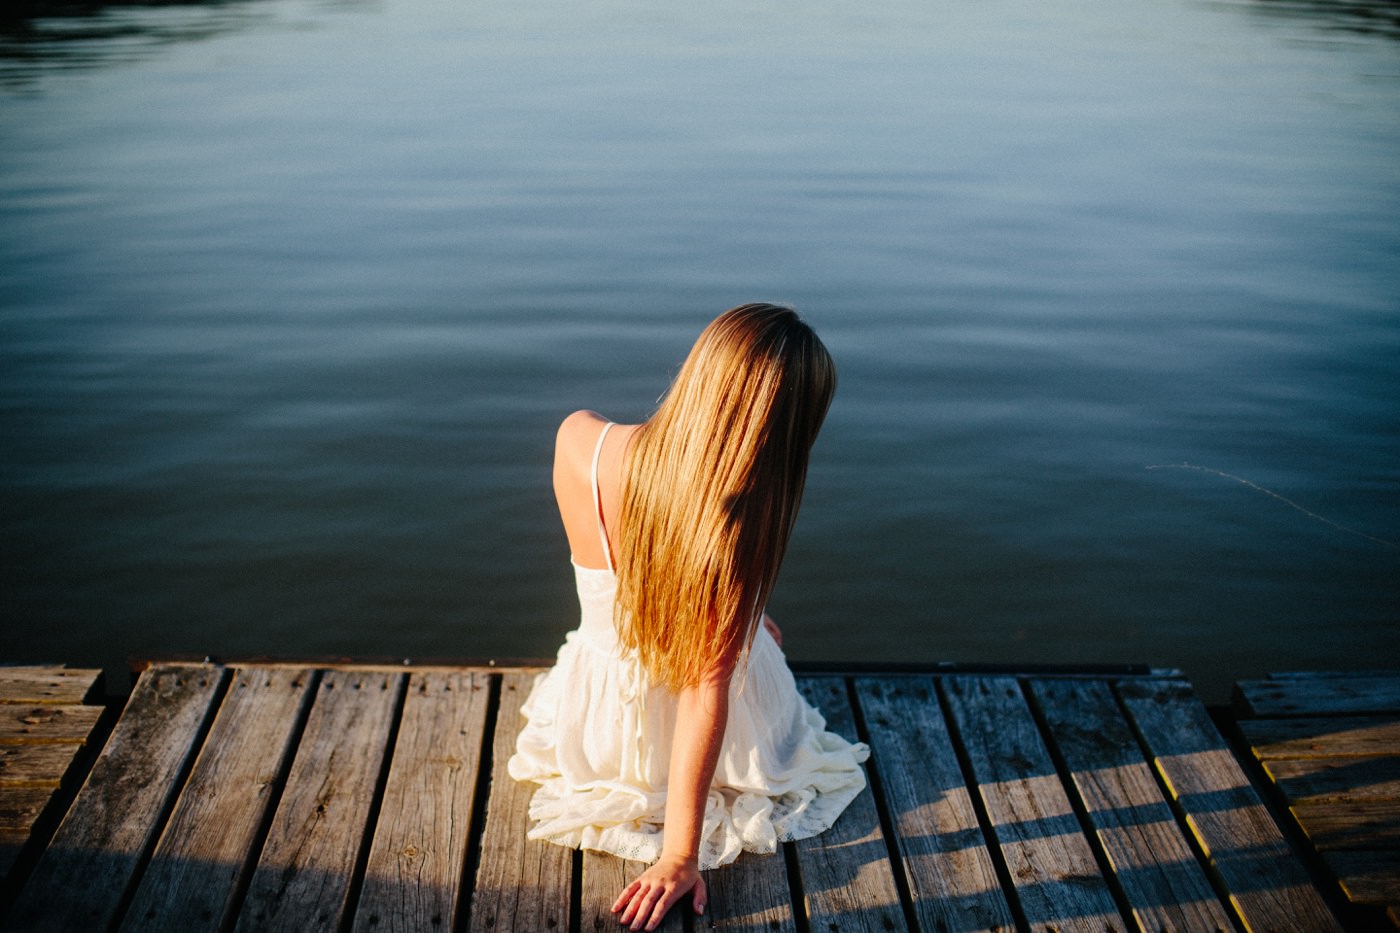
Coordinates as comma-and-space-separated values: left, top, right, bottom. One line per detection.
2, 0, 1397, 702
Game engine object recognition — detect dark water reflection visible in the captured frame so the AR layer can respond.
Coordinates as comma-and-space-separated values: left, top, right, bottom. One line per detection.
0, 0, 271, 87
1, 0, 1397, 701
1225, 0, 1400, 41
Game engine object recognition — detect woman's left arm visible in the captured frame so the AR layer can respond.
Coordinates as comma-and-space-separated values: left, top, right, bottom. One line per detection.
611, 659, 734, 930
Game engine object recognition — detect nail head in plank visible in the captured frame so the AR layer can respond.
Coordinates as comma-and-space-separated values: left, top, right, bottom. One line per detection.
120, 666, 315, 933
0, 667, 103, 706
0, 704, 104, 745
1117, 678, 1343, 932
352, 669, 491, 933
234, 668, 403, 933
0, 663, 223, 933
1030, 677, 1235, 932
854, 676, 1014, 933
942, 675, 1123, 933
793, 676, 904, 933
467, 671, 572, 933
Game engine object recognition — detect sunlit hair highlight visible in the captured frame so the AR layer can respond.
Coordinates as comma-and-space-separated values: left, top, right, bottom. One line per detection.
614, 303, 836, 691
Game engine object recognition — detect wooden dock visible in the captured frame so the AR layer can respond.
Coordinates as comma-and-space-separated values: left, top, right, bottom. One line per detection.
1235, 671, 1400, 930
0, 666, 108, 883
0, 661, 1368, 932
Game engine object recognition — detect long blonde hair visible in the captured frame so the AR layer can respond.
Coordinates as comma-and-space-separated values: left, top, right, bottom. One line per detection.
614, 303, 837, 690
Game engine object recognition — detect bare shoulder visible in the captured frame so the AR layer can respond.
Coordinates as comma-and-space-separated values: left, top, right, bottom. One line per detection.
558, 409, 607, 438
556, 410, 608, 461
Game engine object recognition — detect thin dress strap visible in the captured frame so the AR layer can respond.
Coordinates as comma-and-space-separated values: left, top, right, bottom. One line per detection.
590, 421, 615, 571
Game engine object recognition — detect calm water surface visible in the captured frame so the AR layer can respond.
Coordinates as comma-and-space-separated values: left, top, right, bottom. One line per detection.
2, 0, 1397, 701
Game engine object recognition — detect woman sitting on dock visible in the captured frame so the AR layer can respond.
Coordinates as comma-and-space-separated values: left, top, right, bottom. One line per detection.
508, 303, 870, 931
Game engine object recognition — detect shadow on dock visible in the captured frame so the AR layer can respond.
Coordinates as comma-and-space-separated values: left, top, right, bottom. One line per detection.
2, 661, 1388, 931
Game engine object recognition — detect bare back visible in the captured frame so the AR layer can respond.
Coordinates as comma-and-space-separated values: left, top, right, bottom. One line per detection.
554, 410, 639, 570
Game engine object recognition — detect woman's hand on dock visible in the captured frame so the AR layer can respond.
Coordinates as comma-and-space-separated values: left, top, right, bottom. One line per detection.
611, 853, 706, 931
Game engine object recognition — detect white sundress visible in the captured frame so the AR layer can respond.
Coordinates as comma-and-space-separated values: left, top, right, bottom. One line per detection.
507, 423, 870, 870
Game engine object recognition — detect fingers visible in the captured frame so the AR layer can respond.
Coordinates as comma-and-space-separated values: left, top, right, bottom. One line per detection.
693, 874, 708, 914
611, 855, 702, 930
612, 873, 696, 930
632, 885, 667, 930
610, 879, 641, 914
618, 884, 671, 931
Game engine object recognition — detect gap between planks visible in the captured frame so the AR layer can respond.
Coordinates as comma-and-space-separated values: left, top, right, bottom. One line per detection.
1, 663, 1349, 933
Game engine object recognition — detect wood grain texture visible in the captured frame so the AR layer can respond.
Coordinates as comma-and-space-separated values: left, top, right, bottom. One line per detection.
702, 850, 795, 933
942, 675, 1122, 933
0, 787, 54, 836
352, 669, 491, 933
0, 744, 87, 789
0, 704, 103, 745
467, 671, 572, 933
1323, 848, 1400, 905
1118, 678, 1343, 933
1292, 799, 1400, 850
120, 666, 314, 933
1260, 756, 1400, 803
792, 676, 903, 933
1239, 715, 1400, 760
855, 676, 1013, 933
1030, 677, 1234, 932
581, 850, 686, 932
0, 787, 54, 879
0, 662, 1361, 933
0, 663, 223, 933
0, 667, 103, 706
1237, 675, 1400, 718
234, 668, 403, 933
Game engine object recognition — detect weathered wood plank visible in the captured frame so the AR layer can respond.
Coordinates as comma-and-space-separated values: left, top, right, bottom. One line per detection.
1237, 675, 1400, 717
0, 667, 103, 706
0, 787, 54, 836
1030, 677, 1235, 932
1239, 715, 1400, 760
1291, 799, 1400, 850
119, 667, 314, 933
1260, 756, 1400, 803
942, 675, 1123, 933
467, 671, 572, 933
1, 787, 55, 878
1323, 849, 1400, 905
233, 668, 402, 933
581, 850, 686, 932
793, 676, 903, 933
0, 663, 224, 933
0, 704, 104, 745
352, 669, 491, 933
1118, 678, 1343, 932
854, 676, 1014, 933
0, 744, 86, 788
702, 850, 796, 933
